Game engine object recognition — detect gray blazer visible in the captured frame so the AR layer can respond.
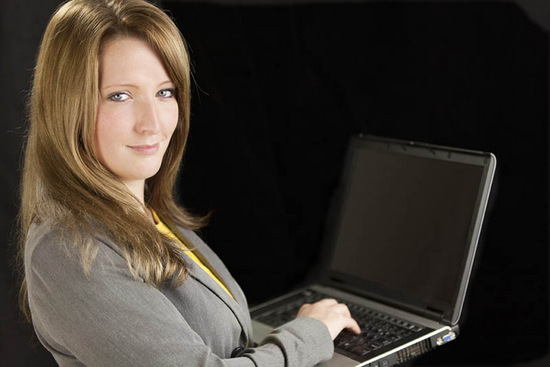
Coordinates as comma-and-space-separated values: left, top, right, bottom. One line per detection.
25, 221, 334, 366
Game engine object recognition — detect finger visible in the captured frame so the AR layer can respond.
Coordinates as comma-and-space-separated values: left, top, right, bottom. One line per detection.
346, 317, 362, 335
316, 298, 338, 306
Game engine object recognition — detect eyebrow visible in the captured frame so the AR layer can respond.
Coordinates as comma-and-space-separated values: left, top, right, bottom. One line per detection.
100, 80, 175, 90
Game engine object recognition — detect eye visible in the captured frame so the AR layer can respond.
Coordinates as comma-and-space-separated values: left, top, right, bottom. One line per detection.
108, 92, 130, 102
157, 88, 176, 99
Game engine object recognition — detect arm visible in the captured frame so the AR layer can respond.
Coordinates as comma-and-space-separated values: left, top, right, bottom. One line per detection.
25, 226, 334, 367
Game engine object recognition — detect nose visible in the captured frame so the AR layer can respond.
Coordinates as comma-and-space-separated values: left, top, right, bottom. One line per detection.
135, 98, 160, 135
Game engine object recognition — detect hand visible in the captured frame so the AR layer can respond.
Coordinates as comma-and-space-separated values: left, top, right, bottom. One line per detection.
296, 298, 361, 340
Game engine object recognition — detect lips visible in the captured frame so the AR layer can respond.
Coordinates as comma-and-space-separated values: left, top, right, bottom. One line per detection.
127, 143, 160, 154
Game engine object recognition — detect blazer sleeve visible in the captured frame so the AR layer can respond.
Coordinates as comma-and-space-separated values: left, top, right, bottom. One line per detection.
25, 224, 333, 367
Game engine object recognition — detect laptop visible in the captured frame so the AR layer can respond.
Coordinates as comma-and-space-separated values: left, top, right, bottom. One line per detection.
250, 134, 496, 366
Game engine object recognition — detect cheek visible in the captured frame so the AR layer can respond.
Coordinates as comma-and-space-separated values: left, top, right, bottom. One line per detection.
94, 125, 111, 169
94, 105, 125, 164
165, 102, 179, 137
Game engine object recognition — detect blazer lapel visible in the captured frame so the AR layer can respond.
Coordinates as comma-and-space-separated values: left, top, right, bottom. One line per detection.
95, 223, 253, 342
179, 228, 253, 342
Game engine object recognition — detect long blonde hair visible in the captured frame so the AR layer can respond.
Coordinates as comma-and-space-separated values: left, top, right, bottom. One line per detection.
19, 0, 204, 318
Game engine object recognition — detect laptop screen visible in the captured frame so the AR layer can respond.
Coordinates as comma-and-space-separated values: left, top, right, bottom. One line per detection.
328, 136, 494, 323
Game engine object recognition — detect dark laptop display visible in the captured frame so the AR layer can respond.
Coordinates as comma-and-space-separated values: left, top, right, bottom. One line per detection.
251, 135, 496, 366
327, 139, 489, 324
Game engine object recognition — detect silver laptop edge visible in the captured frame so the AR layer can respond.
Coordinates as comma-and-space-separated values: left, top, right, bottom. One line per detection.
252, 284, 453, 366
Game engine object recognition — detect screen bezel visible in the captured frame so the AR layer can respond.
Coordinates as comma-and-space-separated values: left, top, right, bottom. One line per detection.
320, 135, 496, 325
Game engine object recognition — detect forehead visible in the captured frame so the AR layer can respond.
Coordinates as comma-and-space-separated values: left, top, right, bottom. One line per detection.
98, 36, 170, 86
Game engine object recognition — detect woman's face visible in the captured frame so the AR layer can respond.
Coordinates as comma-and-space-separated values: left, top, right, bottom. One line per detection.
95, 36, 178, 197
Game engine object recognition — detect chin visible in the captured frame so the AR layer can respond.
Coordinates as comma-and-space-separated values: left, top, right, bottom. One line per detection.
125, 164, 164, 182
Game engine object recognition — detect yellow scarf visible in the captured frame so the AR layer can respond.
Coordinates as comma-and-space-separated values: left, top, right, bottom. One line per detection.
151, 210, 234, 299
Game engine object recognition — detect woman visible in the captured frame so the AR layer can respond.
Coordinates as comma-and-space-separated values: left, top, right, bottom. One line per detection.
19, 0, 359, 365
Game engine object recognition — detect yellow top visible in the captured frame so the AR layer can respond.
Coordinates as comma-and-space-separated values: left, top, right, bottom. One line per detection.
151, 210, 234, 299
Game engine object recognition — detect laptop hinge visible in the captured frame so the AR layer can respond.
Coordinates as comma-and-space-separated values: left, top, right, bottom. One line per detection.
423, 306, 445, 323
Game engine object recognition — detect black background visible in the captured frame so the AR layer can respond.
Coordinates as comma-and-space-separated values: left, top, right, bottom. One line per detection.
1, 0, 548, 366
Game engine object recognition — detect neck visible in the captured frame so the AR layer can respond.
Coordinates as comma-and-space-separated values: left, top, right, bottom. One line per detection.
123, 180, 146, 204
122, 180, 155, 223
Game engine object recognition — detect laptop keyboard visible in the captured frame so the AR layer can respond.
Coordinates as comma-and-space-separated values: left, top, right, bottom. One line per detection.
253, 289, 424, 358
